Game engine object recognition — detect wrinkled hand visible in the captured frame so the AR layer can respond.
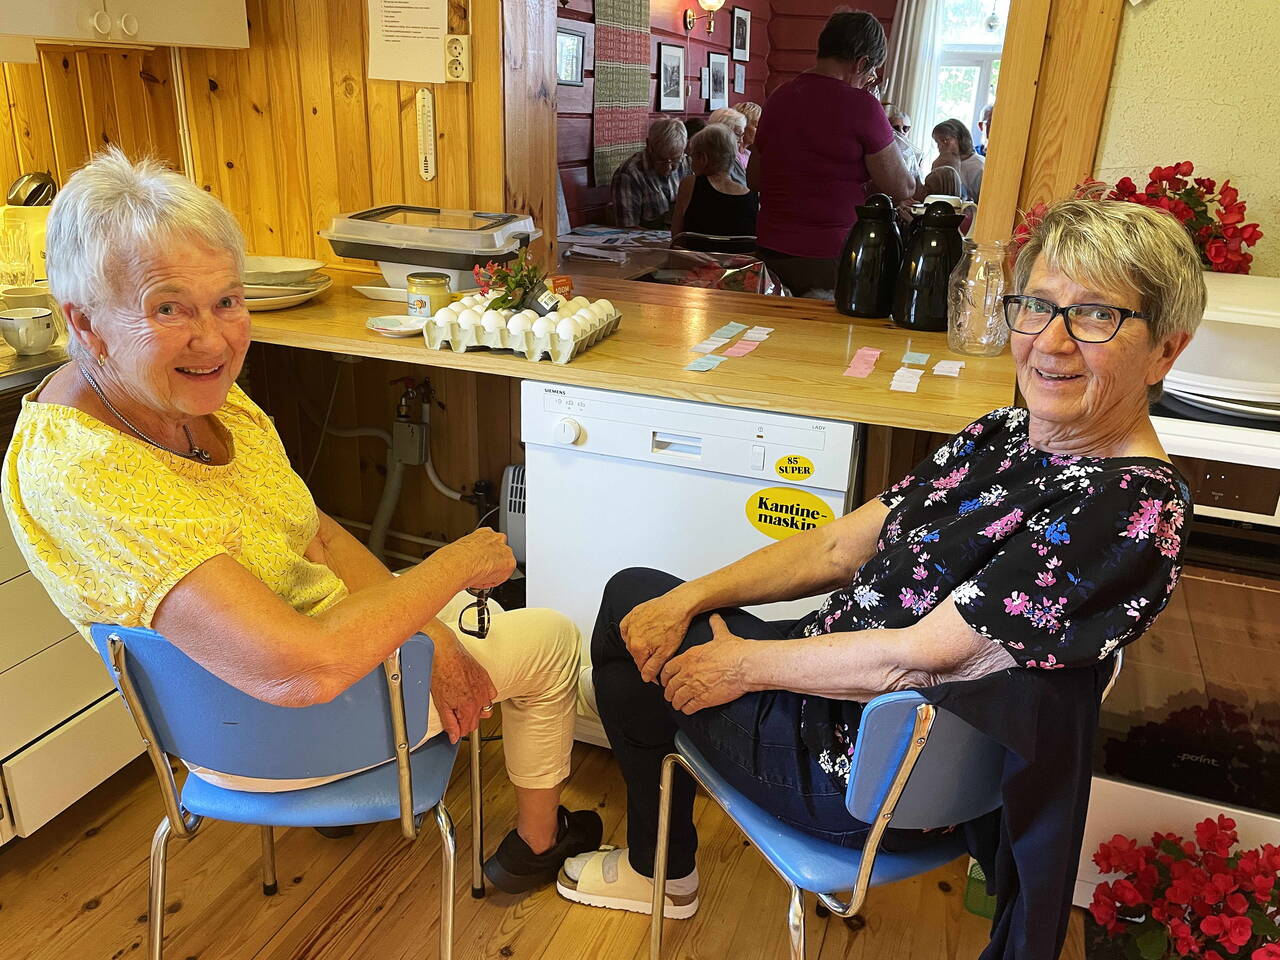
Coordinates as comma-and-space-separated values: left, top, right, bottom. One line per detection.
621, 589, 696, 683
444, 528, 515, 591
660, 614, 757, 714
431, 631, 497, 743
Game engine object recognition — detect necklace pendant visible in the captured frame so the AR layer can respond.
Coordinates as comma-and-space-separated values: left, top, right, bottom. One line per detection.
191, 446, 213, 464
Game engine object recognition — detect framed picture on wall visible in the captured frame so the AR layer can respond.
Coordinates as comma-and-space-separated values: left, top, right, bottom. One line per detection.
657, 43, 686, 111
732, 8, 750, 62
556, 26, 586, 86
708, 52, 728, 110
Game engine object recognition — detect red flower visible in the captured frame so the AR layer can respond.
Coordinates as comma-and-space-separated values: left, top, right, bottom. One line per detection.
1195, 176, 1218, 193
1252, 945, 1280, 960
1239, 223, 1263, 245
1219, 183, 1239, 207
1205, 239, 1229, 265
1113, 878, 1146, 907
1248, 873, 1274, 903
1201, 914, 1253, 953
1111, 177, 1139, 199
1091, 884, 1122, 933
1224, 892, 1249, 915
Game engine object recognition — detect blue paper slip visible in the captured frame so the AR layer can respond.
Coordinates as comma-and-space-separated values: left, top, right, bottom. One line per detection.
685, 355, 726, 372
711, 321, 748, 338
902, 350, 931, 365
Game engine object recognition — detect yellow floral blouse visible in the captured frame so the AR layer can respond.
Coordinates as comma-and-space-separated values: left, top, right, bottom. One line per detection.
1, 370, 349, 641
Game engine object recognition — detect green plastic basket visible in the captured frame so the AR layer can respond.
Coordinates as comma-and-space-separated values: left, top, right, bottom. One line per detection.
964, 857, 998, 919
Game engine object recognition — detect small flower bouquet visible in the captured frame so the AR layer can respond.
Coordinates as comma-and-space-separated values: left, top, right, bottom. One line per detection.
1013, 162, 1264, 274
472, 247, 546, 310
1089, 815, 1280, 959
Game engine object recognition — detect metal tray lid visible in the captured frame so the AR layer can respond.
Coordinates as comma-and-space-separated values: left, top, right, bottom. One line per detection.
322, 205, 540, 256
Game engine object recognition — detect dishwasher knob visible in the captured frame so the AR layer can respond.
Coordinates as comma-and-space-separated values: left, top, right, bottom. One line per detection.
554, 418, 583, 445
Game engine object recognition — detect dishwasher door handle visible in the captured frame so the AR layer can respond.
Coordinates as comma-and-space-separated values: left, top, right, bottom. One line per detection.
651, 431, 703, 458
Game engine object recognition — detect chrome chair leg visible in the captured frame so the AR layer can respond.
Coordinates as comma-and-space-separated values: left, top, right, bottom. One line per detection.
469, 727, 484, 898
436, 802, 457, 960
148, 817, 173, 960
649, 752, 679, 960
786, 884, 805, 960
260, 825, 278, 896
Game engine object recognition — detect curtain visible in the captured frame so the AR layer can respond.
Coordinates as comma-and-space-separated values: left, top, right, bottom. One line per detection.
882, 0, 943, 156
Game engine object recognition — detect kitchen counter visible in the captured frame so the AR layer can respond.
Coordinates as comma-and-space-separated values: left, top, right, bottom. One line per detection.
0, 343, 68, 392
249, 271, 1017, 434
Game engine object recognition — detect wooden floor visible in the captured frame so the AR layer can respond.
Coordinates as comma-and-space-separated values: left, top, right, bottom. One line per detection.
0, 730, 1085, 960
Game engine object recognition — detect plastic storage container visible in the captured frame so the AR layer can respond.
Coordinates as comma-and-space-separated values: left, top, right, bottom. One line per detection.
321, 205, 541, 290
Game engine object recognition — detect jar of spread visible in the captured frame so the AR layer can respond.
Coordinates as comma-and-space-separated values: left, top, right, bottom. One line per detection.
406, 272, 452, 318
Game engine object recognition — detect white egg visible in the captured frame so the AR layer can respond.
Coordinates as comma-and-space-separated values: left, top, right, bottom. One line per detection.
480, 310, 505, 333
432, 307, 455, 325
597, 298, 616, 316
555, 317, 580, 339
567, 296, 590, 313
455, 307, 482, 327
553, 293, 569, 308
507, 313, 533, 334
589, 302, 610, 320
573, 309, 597, 332
531, 315, 557, 337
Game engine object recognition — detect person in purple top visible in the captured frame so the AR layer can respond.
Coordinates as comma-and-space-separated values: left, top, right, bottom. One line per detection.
748, 10, 919, 297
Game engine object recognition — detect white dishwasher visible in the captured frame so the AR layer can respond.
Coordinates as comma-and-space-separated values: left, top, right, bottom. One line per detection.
521, 381, 860, 741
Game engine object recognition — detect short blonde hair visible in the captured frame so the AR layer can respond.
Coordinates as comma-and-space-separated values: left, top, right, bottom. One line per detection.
736, 102, 761, 125
707, 107, 746, 138
689, 124, 738, 174
1014, 199, 1206, 400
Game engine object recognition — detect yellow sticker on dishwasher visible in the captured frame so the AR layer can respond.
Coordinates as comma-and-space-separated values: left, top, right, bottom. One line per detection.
775, 455, 815, 481
746, 487, 835, 540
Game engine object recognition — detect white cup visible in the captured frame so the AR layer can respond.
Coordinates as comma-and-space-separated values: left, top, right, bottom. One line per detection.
0, 307, 57, 355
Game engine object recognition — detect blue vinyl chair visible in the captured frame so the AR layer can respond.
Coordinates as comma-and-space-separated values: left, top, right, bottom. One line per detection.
90, 624, 462, 960
649, 652, 1124, 960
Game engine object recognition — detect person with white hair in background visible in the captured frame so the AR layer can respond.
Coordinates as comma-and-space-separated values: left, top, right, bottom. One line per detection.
670, 123, 758, 241
707, 106, 749, 185
610, 118, 691, 228
1, 148, 603, 896
735, 101, 762, 153
886, 105, 923, 179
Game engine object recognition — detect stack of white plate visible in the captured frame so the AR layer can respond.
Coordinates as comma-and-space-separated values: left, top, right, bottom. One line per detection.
242, 256, 331, 311
1165, 274, 1280, 421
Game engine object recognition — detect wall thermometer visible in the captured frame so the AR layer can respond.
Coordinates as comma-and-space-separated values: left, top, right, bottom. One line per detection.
416, 88, 437, 182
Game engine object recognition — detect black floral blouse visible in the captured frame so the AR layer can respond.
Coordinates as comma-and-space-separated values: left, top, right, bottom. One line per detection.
791, 406, 1192, 784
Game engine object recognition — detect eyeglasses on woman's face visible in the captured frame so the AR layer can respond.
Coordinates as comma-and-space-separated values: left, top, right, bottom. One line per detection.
1002, 294, 1148, 344
891, 122, 910, 134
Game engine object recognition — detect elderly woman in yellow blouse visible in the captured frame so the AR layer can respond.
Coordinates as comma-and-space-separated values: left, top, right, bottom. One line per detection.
0, 149, 599, 895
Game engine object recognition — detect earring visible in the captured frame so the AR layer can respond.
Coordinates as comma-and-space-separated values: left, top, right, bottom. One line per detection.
97, 353, 106, 367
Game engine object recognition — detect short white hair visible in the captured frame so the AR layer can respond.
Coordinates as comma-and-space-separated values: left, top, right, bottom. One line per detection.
689, 124, 738, 174
707, 108, 746, 138
46, 147, 245, 319
646, 118, 688, 155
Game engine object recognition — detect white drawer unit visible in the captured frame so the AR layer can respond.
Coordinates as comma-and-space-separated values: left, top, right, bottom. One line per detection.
2, 693, 142, 837
0, 634, 113, 758
0, 571, 76, 671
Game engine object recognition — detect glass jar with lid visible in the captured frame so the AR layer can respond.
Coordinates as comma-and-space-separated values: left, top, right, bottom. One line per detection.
406, 272, 452, 318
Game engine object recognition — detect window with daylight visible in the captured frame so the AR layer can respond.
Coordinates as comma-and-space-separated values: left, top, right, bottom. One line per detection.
924, 0, 1008, 161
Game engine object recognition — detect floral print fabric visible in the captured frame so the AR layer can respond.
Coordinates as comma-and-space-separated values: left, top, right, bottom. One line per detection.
792, 406, 1191, 784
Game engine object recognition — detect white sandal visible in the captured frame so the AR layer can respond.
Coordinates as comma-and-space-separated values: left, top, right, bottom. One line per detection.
556, 847, 699, 919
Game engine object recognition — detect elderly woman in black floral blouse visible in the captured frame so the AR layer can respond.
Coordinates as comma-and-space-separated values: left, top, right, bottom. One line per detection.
556, 199, 1206, 919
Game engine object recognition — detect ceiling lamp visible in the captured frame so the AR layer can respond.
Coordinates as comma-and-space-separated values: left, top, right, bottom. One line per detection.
685, 0, 725, 34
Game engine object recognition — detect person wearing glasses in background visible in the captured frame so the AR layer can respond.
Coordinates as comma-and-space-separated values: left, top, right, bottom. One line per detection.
747, 10, 918, 297
610, 118, 691, 229
560, 198, 1202, 920
2, 149, 603, 898
887, 105, 923, 179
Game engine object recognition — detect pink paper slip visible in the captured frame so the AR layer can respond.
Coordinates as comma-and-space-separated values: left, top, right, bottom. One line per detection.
724, 340, 760, 357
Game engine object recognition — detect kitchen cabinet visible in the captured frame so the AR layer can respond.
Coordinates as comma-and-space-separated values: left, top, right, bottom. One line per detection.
0, 0, 248, 49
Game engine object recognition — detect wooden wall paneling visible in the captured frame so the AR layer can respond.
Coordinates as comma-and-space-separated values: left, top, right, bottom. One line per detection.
207, 50, 255, 239
1017, 0, 1126, 210
258, 0, 314, 259
469, 0, 505, 210
503, 0, 558, 265
327, 0, 374, 216
293, 0, 344, 263
236, 1, 286, 255
177, 49, 223, 195
361, 0, 402, 210
969, 0, 1051, 243
36, 49, 90, 186
2, 62, 55, 176
557, 76, 593, 117
106, 52, 152, 158
0, 67, 21, 188
137, 49, 183, 169
557, 115, 592, 165
435, 82, 473, 209
78, 51, 122, 159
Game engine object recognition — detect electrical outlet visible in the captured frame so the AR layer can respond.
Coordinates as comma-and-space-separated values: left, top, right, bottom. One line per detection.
445, 34, 471, 82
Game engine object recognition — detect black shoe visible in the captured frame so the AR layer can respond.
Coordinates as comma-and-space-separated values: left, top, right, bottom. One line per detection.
482, 806, 604, 894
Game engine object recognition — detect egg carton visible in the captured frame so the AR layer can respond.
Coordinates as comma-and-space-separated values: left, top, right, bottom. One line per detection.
423, 312, 621, 364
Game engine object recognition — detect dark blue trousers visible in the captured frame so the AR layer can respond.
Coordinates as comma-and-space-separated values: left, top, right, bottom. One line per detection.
591, 567, 872, 879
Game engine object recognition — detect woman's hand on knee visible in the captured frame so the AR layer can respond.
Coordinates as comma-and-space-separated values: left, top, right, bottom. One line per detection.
660, 614, 759, 714
620, 589, 697, 683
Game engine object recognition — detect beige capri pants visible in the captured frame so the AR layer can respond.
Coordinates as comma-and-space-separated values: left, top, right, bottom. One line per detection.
187, 592, 581, 792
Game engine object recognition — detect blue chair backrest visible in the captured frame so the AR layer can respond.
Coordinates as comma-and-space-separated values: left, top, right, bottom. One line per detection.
846, 690, 1004, 830
89, 624, 433, 781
